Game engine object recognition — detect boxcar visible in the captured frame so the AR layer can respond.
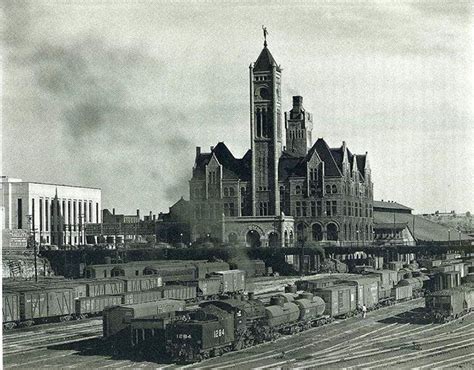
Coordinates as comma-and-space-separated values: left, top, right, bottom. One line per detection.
230, 259, 266, 278
159, 285, 197, 301
120, 290, 164, 305
103, 299, 185, 339
211, 270, 245, 293
368, 270, 398, 287
193, 261, 230, 279
17, 287, 75, 322
85, 279, 125, 297
180, 277, 222, 298
392, 284, 412, 302
312, 284, 357, 318
297, 277, 339, 291
118, 276, 163, 293
3, 292, 20, 328
76, 295, 123, 316
337, 276, 380, 309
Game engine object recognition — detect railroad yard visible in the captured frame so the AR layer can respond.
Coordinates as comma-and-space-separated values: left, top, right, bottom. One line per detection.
3, 298, 473, 369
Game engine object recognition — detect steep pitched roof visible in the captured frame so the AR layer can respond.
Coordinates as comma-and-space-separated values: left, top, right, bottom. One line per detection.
279, 154, 305, 180
312, 139, 342, 177
254, 46, 280, 72
193, 143, 251, 181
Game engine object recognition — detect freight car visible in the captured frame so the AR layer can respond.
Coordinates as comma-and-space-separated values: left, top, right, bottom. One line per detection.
425, 284, 474, 322
2, 292, 20, 329
337, 276, 380, 310
103, 299, 185, 340
3, 286, 76, 326
229, 259, 266, 278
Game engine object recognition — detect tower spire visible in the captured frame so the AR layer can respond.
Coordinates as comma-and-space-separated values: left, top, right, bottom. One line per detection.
262, 25, 268, 47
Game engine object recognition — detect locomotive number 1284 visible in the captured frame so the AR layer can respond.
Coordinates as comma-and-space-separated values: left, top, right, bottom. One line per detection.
213, 328, 225, 338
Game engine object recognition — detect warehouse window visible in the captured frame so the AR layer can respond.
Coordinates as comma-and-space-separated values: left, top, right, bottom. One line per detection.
45, 199, 49, 231
39, 199, 43, 232
32, 198, 35, 230
17, 198, 23, 229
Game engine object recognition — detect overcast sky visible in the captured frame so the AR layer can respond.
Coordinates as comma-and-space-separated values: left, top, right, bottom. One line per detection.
2, 1, 473, 214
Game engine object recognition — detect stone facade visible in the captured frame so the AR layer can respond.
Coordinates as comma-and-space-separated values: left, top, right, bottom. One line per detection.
189, 43, 373, 247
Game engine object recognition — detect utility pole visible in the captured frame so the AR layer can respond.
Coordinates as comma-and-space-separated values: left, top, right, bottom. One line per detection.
27, 215, 38, 283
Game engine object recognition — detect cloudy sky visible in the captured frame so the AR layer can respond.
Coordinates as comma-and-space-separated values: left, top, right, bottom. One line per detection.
2, 1, 473, 214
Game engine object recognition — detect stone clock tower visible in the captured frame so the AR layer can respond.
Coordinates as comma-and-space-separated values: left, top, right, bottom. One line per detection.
249, 38, 282, 217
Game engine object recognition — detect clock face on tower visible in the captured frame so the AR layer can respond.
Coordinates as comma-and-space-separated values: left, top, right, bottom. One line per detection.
258, 87, 270, 100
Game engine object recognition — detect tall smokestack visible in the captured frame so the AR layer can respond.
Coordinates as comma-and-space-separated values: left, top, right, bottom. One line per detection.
136, 209, 140, 219
113, 208, 115, 215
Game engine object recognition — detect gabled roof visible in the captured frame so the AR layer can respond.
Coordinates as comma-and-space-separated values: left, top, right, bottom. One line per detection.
254, 46, 281, 72
312, 139, 342, 177
278, 153, 304, 181
193, 142, 251, 181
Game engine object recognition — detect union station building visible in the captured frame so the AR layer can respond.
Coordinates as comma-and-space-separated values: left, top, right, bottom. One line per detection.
189, 41, 374, 247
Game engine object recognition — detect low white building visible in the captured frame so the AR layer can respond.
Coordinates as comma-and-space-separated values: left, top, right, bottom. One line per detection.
1, 177, 101, 249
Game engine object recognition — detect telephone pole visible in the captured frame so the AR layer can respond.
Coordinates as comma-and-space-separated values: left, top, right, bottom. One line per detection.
27, 215, 38, 282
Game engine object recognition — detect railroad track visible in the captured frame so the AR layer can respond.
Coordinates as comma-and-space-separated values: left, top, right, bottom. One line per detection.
192, 298, 426, 369
3, 319, 103, 356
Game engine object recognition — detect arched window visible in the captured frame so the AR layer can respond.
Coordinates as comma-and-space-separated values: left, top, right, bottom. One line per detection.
325, 185, 331, 194
223, 188, 229, 197
327, 223, 339, 241
295, 185, 301, 195
229, 188, 235, 196
284, 231, 289, 247
262, 109, 268, 137
312, 223, 323, 241
332, 185, 337, 193
289, 231, 294, 246
256, 108, 262, 137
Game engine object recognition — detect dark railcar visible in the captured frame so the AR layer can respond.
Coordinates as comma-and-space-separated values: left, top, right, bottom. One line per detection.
166, 306, 235, 363
103, 299, 185, 339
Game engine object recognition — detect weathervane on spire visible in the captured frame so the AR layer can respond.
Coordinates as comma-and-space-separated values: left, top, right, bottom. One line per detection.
262, 25, 268, 47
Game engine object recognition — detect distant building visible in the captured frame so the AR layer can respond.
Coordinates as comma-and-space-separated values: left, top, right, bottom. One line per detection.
188, 40, 374, 247
156, 197, 192, 244
373, 200, 473, 243
1, 176, 101, 250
